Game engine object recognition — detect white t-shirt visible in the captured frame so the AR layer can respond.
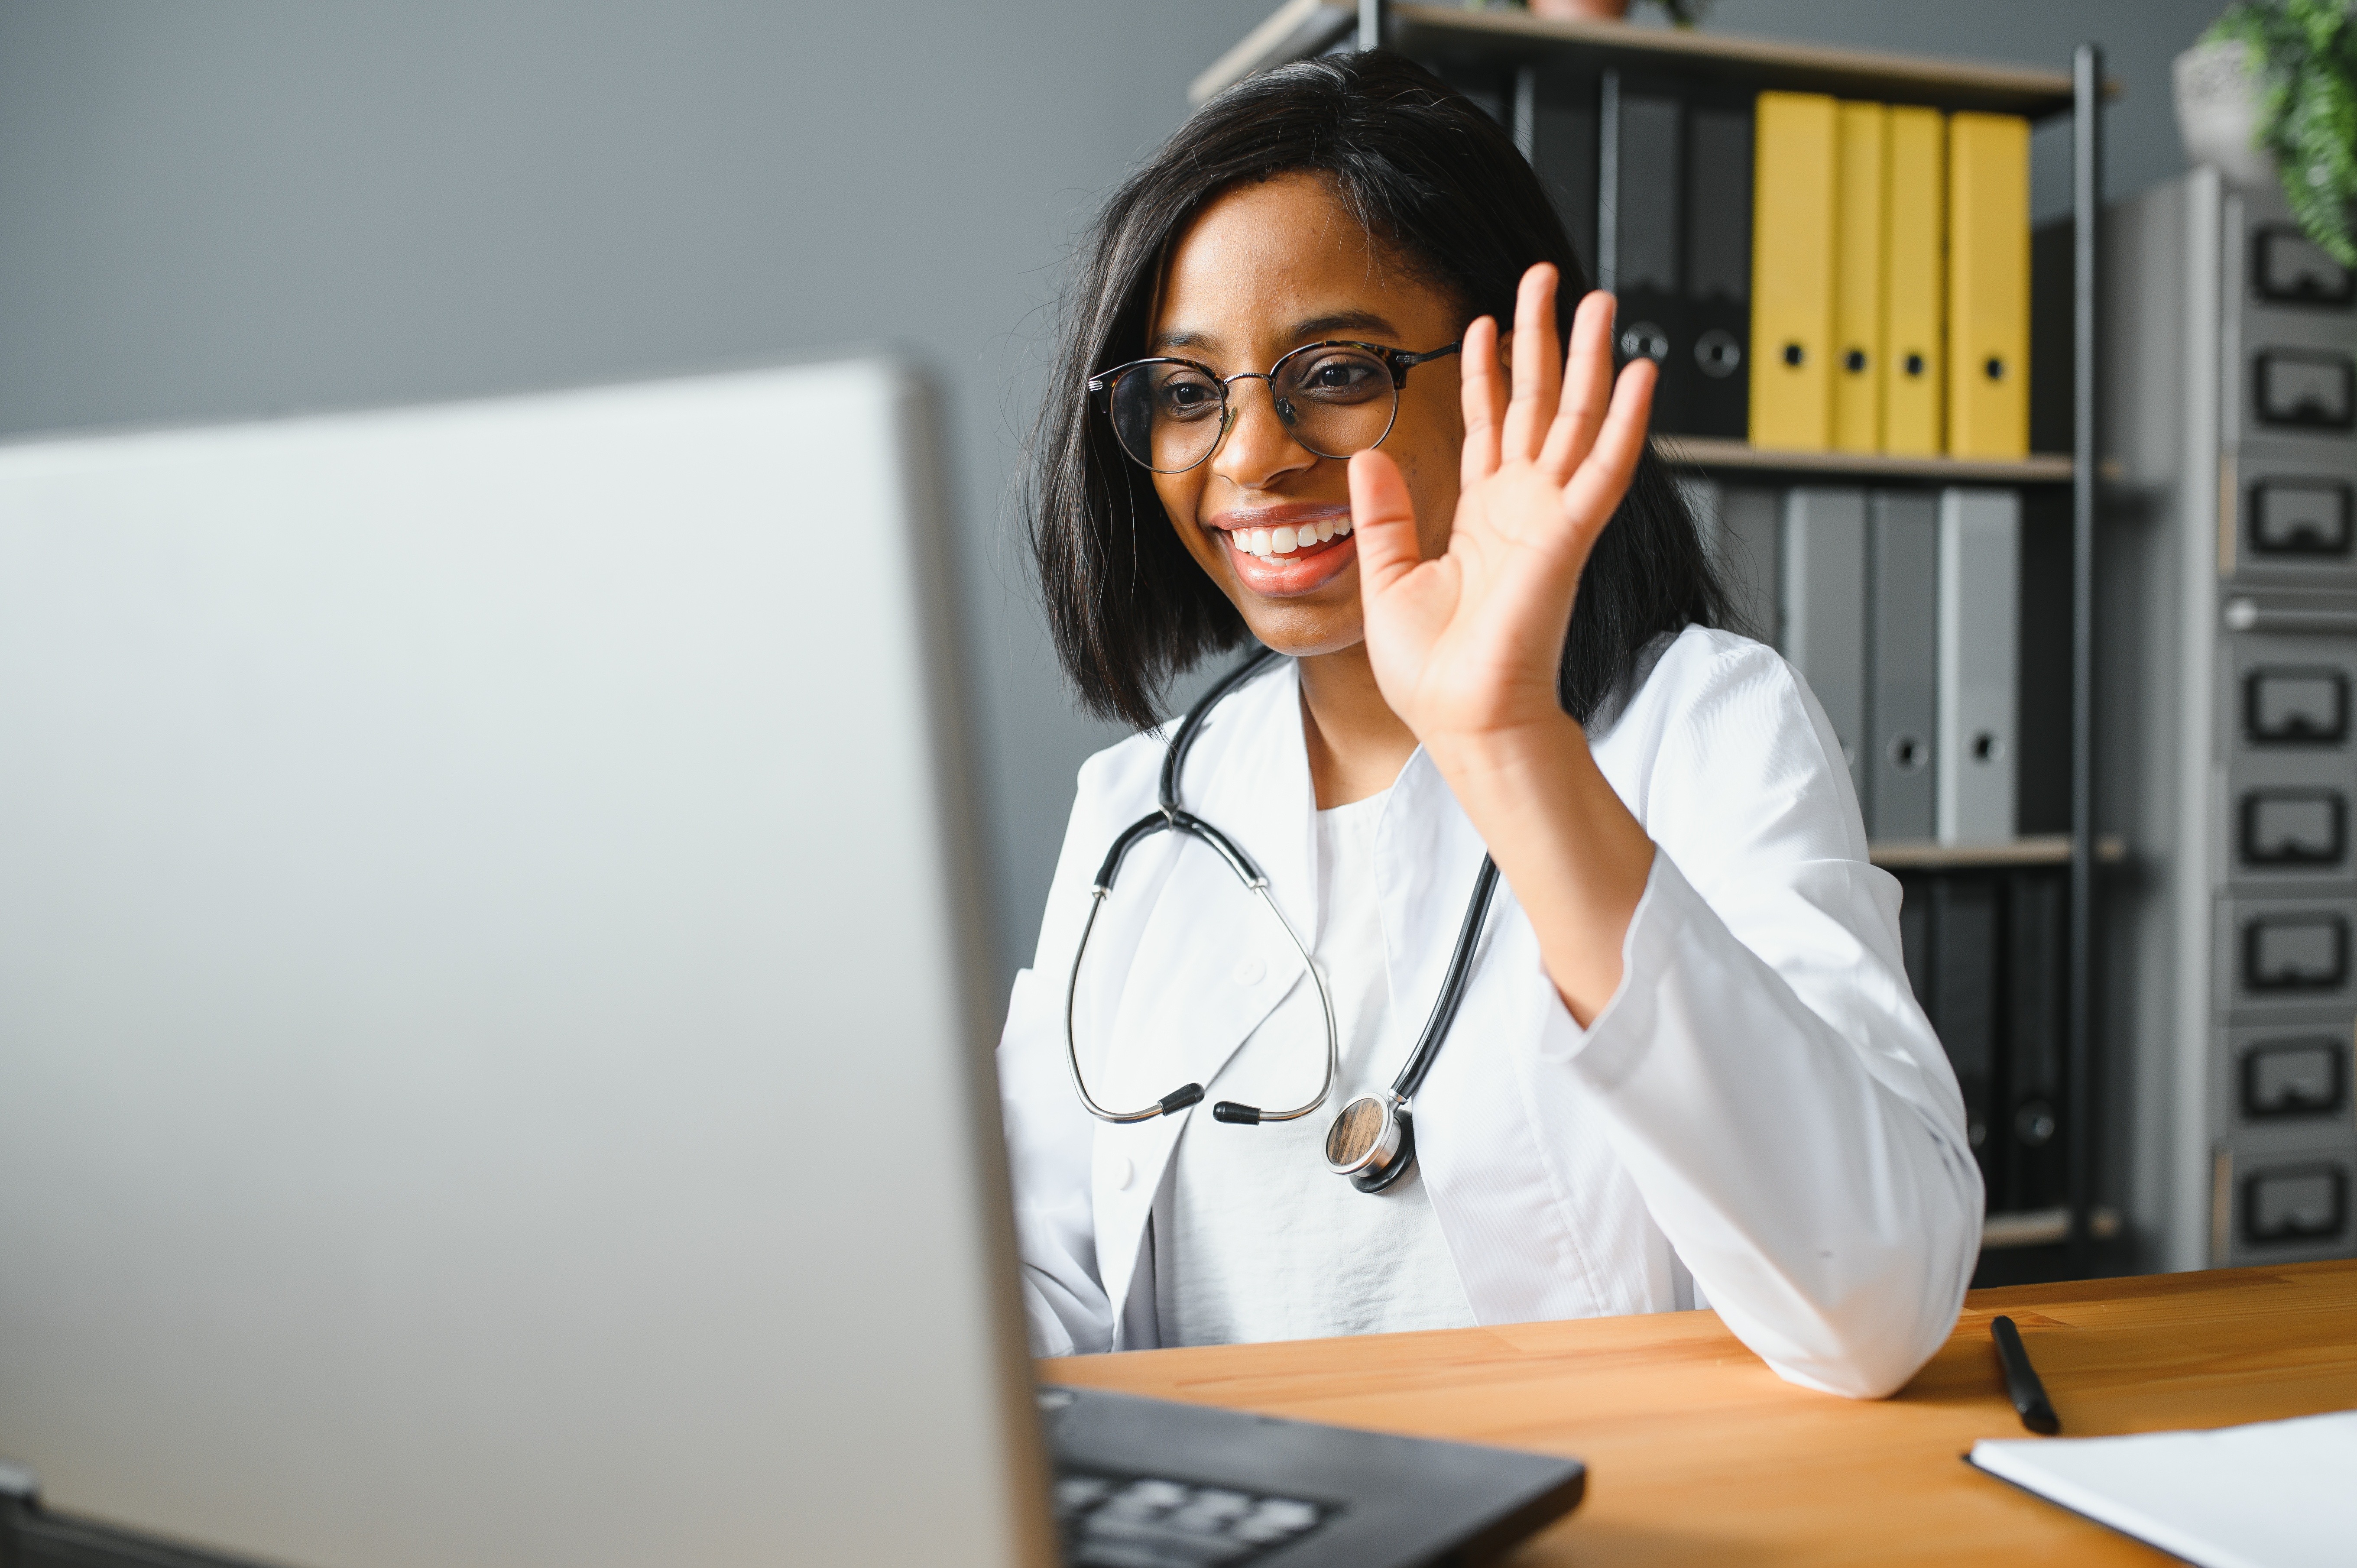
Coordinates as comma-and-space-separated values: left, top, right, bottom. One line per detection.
1151, 788, 1478, 1347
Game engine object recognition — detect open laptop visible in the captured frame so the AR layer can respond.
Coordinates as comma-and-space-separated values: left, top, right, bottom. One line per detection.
0, 358, 1582, 1568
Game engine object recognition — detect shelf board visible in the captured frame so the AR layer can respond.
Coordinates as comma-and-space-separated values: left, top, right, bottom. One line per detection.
1981, 1205, 2121, 1251
1658, 437, 2077, 485
1869, 835, 2127, 870
1193, 0, 2088, 116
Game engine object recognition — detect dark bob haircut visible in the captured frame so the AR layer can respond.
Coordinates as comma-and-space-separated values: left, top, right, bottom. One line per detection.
1027, 50, 1733, 731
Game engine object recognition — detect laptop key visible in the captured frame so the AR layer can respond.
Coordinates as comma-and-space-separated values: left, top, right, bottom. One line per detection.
1180, 1489, 1252, 1521
1057, 1470, 1332, 1568
1056, 1477, 1115, 1516
1118, 1479, 1190, 1510
1077, 1516, 1254, 1566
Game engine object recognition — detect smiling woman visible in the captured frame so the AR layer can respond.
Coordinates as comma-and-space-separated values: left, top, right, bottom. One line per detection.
999, 52, 1984, 1400
1030, 58, 1722, 737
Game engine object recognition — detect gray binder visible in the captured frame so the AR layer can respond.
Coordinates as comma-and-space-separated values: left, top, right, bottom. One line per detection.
1782, 489, 1869, 798
1868, 491, 1939, 839
1936, 488, 2020, 845
1716, 486, 1782, 646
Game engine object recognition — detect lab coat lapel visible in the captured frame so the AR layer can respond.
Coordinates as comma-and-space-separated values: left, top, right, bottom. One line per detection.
1083, 658, 1318, 1329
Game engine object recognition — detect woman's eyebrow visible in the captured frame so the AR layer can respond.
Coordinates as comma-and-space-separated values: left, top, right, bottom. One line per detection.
1150, 327, 1219, 353
1292, 309, 1399, 340
1148, 309, 1404, 357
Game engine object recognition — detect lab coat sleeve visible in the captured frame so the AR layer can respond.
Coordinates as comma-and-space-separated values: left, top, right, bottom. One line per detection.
1545, 636, 1982, 1398
993, 739, 1157, 1358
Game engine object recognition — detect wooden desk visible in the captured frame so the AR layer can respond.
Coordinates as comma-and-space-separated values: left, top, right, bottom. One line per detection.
1043, 1260, 2357, 1565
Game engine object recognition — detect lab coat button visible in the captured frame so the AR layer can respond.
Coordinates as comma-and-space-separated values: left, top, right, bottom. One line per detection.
1232, 956, 1265, 986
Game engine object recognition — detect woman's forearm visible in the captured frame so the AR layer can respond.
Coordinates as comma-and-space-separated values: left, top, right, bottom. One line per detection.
1428, 713, 1654, 1025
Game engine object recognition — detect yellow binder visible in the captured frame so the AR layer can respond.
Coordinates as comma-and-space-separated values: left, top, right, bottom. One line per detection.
1882, 107, 1945, 456
1948, 112, 2030, 458
1832, 101, 1887, 454
1749, 92, 1838, 451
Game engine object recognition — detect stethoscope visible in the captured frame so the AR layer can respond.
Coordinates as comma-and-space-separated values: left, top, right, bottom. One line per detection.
1063, 647, 1499, 1195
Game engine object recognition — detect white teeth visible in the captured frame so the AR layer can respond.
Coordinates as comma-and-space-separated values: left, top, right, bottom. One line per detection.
1229, 522, 1353, 559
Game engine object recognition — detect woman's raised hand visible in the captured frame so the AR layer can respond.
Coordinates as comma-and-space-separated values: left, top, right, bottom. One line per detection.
1349, 263, 1656, 757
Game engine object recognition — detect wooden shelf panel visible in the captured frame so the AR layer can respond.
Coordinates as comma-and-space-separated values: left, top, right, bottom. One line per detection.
1869, 835, 2127, 870
1981, 1205, 2121, 1251
1658, 436, 2077, 485
1191, 0, 2084, 116
1391, 5, 2079, 114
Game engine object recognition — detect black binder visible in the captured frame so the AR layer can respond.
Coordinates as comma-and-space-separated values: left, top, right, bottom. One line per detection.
1928, 874, 2000, 1188
1682, 99, 1753, 438
2002, 871, 2067, 1212
1613, 85, 1687, 423
1530, 72, 1599, 276
1602, 82, 1751, 439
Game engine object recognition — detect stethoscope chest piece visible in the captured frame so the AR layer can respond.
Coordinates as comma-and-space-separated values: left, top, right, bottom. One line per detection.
1324, 1095, 1416, 1194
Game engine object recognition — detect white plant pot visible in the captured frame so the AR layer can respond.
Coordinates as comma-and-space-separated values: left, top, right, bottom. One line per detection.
2174, 39, 2276, 188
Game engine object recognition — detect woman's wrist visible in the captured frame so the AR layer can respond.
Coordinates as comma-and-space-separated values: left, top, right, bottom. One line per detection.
1421, 707, 1653, 1025
1421, 709, 1588, 797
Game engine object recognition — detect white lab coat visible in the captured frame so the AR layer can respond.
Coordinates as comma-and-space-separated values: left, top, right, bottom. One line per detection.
995, 625, 1982, 1398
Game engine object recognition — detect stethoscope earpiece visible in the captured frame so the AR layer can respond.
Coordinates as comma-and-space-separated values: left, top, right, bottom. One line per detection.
1061, 648, 1498, 1195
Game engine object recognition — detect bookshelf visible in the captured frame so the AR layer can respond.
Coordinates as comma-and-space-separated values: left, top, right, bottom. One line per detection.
1197, 1, 2111, 1276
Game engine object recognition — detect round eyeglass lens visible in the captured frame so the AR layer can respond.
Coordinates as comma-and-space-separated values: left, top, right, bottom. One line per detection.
1269, 345, 1397, 459
1109, 363, 1227, 474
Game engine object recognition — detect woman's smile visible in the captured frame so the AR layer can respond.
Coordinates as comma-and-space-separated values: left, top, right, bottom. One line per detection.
1211, 503, 1358, 596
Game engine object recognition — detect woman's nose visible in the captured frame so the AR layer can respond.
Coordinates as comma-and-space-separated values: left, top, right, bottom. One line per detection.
1210, 378, 1316, 489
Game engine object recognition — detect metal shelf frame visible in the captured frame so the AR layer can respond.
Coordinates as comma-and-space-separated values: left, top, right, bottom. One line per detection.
1198, 0, 2082, 113
1204, 1, 2111, 1279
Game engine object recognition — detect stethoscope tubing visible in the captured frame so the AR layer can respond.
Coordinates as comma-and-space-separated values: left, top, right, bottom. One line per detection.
1388, 854, 1499, 1108
1063, 828, 1340, 1124
1060, 646, 1494, 1176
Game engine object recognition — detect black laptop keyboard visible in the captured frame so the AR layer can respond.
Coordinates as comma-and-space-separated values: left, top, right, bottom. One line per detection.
1054, 1471, 1333, 1568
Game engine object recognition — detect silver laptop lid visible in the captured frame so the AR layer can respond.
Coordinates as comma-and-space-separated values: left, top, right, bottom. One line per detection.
0, 360, 1051, 1568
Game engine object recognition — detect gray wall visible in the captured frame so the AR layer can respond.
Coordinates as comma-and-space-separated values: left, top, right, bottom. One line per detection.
0, 0, 2226, 990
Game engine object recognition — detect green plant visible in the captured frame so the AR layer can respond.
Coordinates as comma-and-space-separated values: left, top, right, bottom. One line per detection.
2208, 0, 2357, 265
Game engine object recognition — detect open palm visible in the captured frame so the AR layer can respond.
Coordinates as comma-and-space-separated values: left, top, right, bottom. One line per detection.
1349, 265, 1657, 752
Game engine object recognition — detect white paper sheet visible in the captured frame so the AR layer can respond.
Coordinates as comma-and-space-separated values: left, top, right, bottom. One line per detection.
1970, 1409, 2357, 1568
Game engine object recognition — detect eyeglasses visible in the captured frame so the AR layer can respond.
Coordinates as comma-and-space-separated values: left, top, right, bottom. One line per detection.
1087, 340, 1463, 475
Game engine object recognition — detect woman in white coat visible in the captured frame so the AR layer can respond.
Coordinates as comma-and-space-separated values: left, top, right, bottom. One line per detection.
1001, 52, 1982, 1398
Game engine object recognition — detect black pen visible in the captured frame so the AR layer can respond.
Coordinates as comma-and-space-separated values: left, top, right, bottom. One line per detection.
1989, 1315, 2060, 1435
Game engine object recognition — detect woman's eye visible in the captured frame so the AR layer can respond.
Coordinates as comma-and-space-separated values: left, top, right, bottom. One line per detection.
1297, 358, 1381, 397
1158, 379, 1220, 417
